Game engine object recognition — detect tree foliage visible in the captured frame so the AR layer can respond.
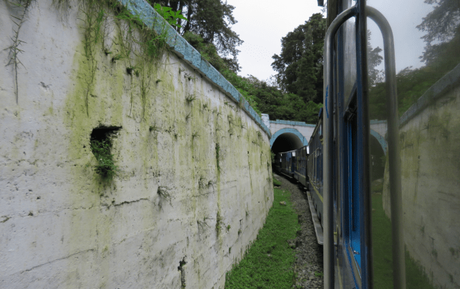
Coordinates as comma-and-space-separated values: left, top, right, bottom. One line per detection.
221, 71, 322, 124
148, 1, 322, 124
271, 13, 326, 104
183, 31, 240, 72
148, 0, 243, 60
417, 0, 460, 47
369, 0, 460, 120
367, 31, 383, 86
417, 0, 460, 65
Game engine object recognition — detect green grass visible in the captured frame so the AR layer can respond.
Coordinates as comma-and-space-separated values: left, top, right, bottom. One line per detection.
90, 139, 117, 180
273, 178, 282, 186
225, 188, 299, 289
372, 193, 435, 289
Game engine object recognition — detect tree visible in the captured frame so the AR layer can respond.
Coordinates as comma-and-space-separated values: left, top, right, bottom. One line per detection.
417, 0, 460, 66
271, 13, 326, 104
148, 1, 323, 123
148, 0, 243, 61
369, 1, 460, 120
417, 0, 460, 48
367, 31, 383, 87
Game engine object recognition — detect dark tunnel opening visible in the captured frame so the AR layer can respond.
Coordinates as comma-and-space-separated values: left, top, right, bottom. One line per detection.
369, 135, 385, 182
271, 133, 304, 154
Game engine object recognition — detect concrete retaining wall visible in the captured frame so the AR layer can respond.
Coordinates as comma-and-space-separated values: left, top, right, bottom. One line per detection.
0, 1, 273, 288
382, 64, 460, 288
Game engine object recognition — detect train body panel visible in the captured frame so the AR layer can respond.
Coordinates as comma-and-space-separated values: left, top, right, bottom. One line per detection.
307, 110, 324, 240
273, 2, 459, 284
293, 146, 309, 188
310, 0, 460, 287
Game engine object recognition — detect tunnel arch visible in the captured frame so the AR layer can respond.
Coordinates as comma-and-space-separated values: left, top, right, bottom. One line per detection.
270, 128, 308, 153
370, 129, 387, 155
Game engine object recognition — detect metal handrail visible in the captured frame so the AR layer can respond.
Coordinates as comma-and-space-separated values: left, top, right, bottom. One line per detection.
323, 6, 358, 289
367, 6, 406, 289
323, 5, 404, 289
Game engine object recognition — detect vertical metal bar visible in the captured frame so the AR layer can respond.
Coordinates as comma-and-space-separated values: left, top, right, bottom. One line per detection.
367, 6, 406, 289
323, 7, 357, 289
356, 0, 373, 287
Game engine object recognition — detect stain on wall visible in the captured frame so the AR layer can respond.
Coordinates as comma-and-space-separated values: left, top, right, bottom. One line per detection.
0, 1, 273, 288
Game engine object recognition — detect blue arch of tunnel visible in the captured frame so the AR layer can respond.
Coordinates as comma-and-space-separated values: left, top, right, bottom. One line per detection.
370, 129, 387, 155
270, 127, 385, 153
270, 128, 308, 148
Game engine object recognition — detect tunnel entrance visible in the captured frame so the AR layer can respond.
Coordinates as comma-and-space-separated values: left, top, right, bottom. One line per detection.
271, 132, 304, 153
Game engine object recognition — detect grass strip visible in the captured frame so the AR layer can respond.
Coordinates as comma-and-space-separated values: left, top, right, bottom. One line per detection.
225, 188, 299, 289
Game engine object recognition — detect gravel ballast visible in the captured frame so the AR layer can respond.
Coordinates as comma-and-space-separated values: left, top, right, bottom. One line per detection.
274, 173, 324, 289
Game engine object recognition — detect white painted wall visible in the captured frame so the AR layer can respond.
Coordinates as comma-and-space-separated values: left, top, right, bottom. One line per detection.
0, 1, 273, 288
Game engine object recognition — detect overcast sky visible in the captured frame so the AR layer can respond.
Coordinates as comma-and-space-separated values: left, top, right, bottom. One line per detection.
226, 0, 434, 82
367, 0, 433, 72
226, 0, 324, 82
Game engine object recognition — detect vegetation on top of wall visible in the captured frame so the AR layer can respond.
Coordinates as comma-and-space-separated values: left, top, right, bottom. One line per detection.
369, 1, 460, 120
5, 0, 322, 125
152, 3, 187, 28
4, 0, 184, 111
183, 28, 323, 124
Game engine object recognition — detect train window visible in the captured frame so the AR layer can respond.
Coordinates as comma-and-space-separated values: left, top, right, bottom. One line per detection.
366, 0, 460, 287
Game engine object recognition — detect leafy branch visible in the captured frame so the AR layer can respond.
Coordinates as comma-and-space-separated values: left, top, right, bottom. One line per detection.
153, 3, 187, 28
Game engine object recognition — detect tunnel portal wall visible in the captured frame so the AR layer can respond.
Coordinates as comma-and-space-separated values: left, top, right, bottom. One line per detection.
0, 1, 273, 288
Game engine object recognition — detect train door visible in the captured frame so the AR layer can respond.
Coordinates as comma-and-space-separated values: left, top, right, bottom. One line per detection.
323, 0, 373, 287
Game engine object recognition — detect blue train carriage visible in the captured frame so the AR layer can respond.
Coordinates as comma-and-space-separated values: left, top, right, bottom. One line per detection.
319, 0, 460, 287
306, 109, 324, 245
279, 149, 296, 178
293, 145, 309, 190
320, 0, 377, 286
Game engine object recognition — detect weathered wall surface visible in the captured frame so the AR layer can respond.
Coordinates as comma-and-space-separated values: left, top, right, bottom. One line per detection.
0, 1, 273, 288
382, 64, 460, 288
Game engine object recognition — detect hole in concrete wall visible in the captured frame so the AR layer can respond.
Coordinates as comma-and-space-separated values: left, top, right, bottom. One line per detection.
90, 125, 121, 180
